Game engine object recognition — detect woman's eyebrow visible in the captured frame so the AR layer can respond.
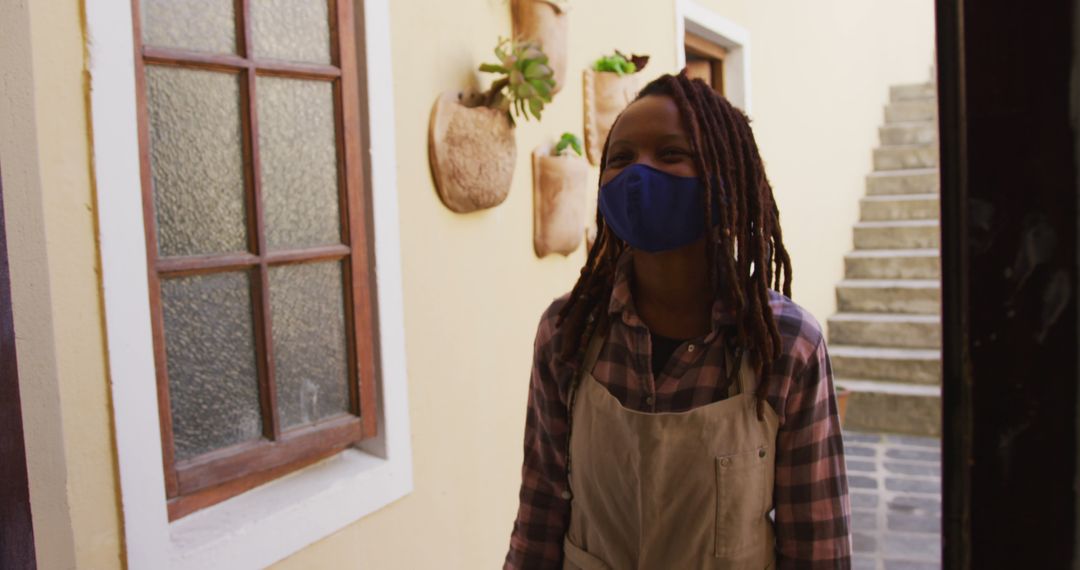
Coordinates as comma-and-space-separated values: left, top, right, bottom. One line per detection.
655, 133, 692, 145
608, 132, 690, 148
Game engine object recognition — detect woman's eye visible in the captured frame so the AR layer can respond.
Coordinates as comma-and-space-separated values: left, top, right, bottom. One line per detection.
661, 148, 692, 161
607, 153, 632, 165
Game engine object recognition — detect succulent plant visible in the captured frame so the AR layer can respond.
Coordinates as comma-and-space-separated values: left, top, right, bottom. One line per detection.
554, 132, 583, 157
479, 38, 556, 123
593, 50, 650, 75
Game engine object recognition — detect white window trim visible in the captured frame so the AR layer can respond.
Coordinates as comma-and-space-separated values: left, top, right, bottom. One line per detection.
674, 0, 753, 114
86, 0, 412, 567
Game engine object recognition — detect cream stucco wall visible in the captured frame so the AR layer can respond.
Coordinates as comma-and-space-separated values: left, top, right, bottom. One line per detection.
274, 1, 935, 569
693, 0, 937, 323
1, 0, 932, 568
0, 0, 123, 568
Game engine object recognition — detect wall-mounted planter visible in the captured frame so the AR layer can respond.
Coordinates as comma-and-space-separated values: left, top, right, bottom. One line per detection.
583, 69, 640, 165
532, 144, 588, 257
428, 90, 516, 213
511, 0, 569, 95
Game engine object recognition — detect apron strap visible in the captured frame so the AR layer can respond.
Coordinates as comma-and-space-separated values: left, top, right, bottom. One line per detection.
581, 328, 606, 375
567, 328, 605, 420
737, 351, 758, 399
565, 325, 607, 498
724, 347, 759, 401
725, 348, 743, 398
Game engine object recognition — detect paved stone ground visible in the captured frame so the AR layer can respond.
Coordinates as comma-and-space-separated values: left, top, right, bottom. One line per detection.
843, 430, 942, 570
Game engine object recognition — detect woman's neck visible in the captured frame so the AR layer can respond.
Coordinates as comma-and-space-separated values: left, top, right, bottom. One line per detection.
630, 239, 713, 339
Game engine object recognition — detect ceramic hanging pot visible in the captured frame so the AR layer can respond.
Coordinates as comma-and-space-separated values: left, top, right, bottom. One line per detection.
511, 0, 569, 95
583, 69, 640, 165
428, 90, 516, 213
532, 144, 588, 257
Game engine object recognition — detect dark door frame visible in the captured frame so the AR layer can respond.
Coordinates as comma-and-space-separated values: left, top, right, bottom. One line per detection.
0, 164, 37, 568
937, 0, 1078, 567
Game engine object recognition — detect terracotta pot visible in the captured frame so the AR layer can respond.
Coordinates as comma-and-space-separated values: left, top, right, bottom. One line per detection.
532, 145, 588, 257
583, 69, 640, 165
511, 0, 569, 94
428, 90, 516, 213
836, 386, 851, 426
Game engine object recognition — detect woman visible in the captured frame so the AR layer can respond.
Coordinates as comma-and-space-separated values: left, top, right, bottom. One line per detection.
505, 72, 852, 569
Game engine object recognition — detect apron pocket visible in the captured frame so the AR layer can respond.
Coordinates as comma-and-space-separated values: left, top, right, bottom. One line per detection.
562, 536, 612, 570
714, 446, 769, 558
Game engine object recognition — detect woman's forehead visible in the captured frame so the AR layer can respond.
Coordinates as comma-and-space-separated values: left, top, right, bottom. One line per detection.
609, 95, 689, 144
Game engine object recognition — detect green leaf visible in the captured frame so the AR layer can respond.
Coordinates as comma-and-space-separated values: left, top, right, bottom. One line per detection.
528, 98, 542, 120
528, 63, 553, 81
517, 82, 536, 99
554, 133, 583, 156
530, 78, 551, 100
521, 46, 544, 61
594, 53, 636, 75
524, 60, 551, 80
479, 63, 507, 74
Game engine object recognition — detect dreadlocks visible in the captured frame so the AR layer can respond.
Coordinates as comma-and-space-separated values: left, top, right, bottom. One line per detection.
556, 71, 793, 418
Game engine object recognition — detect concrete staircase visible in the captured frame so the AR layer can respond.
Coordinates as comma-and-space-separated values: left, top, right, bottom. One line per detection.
829, 81, 941, 436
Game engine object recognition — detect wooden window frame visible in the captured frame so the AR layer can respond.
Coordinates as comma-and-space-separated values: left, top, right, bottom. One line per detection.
684, 31, 727, 95
130, 0, 379, 520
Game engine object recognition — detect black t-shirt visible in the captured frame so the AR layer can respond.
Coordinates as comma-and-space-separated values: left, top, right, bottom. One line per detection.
650, 333, 686, 377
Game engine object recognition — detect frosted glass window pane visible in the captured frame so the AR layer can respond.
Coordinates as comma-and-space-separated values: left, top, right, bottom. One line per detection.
146, 66, 248, 257
251, 0, 332, 64
162, 271, 262, 461
269, 261, 350, 429
142, 0, 237, 54
257, 77, 341, 250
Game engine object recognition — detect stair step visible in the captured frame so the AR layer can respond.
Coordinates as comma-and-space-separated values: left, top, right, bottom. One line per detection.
837, 379, 941, 436
854, 220, 939, 249
866, 168, 939, 195
885, 99, 937, 123
828, 312, 941, 349
879, 121, 938, 146
845, 249, 940, 280
890, 82, 936, 102
860, 194, 939, 221
836, 279, 940, 314
831, 345, 941, 385
873, 144, 938, 171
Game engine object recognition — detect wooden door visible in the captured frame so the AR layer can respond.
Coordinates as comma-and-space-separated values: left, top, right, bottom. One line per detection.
938, 0, 1079, 566
684, 32, 726, 95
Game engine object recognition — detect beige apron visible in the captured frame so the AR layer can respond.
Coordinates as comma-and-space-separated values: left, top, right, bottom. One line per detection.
562, 331, 780, 570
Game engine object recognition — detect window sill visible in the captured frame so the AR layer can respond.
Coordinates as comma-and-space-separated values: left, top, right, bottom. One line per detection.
168, 446, 411, 569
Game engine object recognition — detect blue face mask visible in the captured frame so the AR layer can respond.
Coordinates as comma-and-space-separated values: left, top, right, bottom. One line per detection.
598, 163, 712, 253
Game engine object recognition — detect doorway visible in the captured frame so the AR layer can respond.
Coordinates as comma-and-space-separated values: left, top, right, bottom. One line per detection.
684, 31, 726, 95
675, 0, 751, 112
0, 164, 37, 569
936, 0, 1078, 566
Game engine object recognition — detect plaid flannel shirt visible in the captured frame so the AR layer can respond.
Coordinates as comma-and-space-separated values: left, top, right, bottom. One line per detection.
505, 254, 852, 569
